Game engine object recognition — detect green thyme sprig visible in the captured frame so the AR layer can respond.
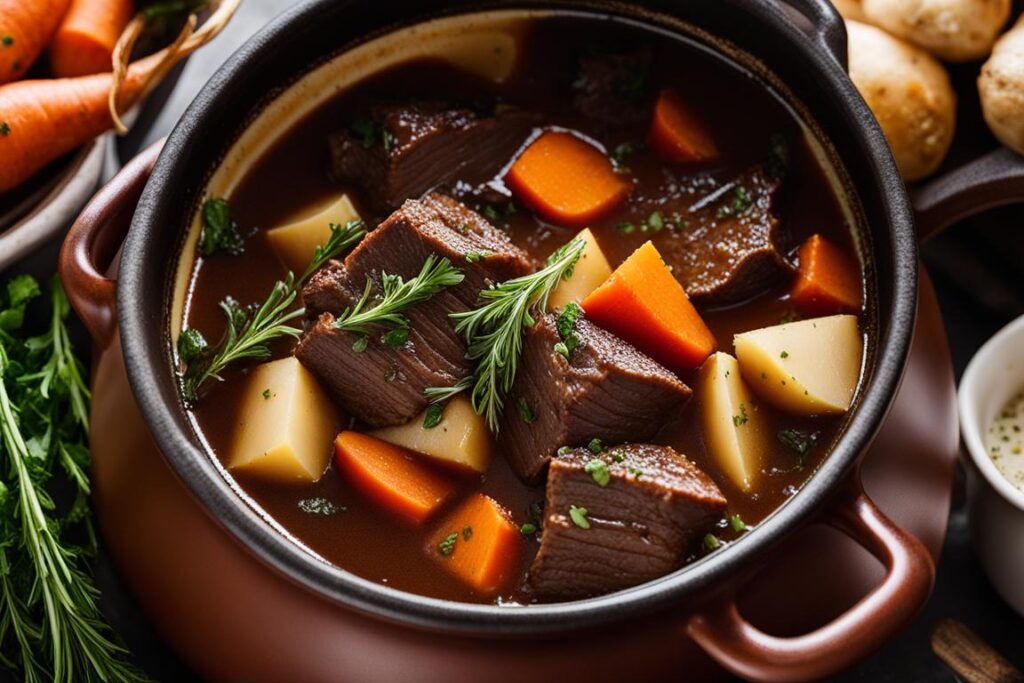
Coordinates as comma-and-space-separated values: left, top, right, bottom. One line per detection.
427, 237, 585, 431
179, 218, 367, 404
334, 255, 464, 348
0, 278, 146, 682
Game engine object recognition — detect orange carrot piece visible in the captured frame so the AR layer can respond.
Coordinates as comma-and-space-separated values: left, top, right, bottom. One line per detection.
334, 431, 457, 525
582, 241, 716, 373
0, 53, 158, 193
647, 89, 718, 164
790, 234, 863, 316
427, 494, 521, 596
0, 0, 72, 84
51, 0, 135, 78
506, 131, 631, 228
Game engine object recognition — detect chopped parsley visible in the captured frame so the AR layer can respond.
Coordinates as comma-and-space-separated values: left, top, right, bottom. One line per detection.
198, 197, 244, 257
703, 533, 721, 550
462, 525, 473, 541
610, 449, 625, 463
352, 335, 369, 353
351, 118, 380, 148
557, 446, 573, 457
298, 497, 344, 516
438, 532, 459, 557
627, 466, 644, 478
555, 303, 583, 358
423, 403, 444, 429
1, 35, 13, 47
177, 328, 208, 363
465, 250, 492, 263
716, 185, 753, 219
383, 328, 409, 347
777, 428, 819, 455
482, 202, 517, 222
587, 438, 603, 454
262, 389, 271, 400
382, 129, 397, 154
569, 504, 590, 529
780, 350, 790, 359
518, 397, 536, 424
616, 221, 636, 234
729, 514, 747, 532
584, 459, 611, 487
645, 211, 664, 232
520, 522, 537, 535
732, 403, 749, 427
0, 121, 9, 136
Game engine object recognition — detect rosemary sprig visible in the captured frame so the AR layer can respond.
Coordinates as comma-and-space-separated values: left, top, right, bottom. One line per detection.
179, 219, 366, 404
335, 255, 465, 347
428, 237, 585, 431
0, 278, 146, 682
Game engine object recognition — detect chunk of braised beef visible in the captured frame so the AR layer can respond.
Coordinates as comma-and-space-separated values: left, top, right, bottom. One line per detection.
526, 443, 727, 601
329, 102, 537, 211
653, 164, 793, 306
572, 48, 653, 127
498, 314, 692, 484
296, 193, 532, 427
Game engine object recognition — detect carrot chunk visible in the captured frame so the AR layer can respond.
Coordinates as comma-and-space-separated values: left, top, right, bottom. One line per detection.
427, 494, 521, 596
647, 89, 718, 164
0, 0, 72, 84
582, 241, 716, 372
334, 431, 456, 524
51, 0, 136, 78
506, 131, 631, 227
790, 234, 863, 316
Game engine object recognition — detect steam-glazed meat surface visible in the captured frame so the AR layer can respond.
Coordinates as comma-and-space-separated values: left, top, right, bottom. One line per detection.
498, 314, 692, 483
527, 443, 727, 600
329, 102, 537, 211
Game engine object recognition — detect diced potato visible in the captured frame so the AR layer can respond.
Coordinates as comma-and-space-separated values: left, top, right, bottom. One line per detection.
371, 396, 492, 473
435, 29, 519, 83
698, 352, 769, 493
229, 357, 339, 483
733, 315, 863, 416
266, 194, 360, 273
549, 228, 613, 310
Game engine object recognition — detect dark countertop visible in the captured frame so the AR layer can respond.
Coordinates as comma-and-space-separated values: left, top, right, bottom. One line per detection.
4, 1, 1024, 680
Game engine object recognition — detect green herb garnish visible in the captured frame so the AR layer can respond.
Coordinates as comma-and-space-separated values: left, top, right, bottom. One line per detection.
587, 438, 603, 454
585, 459, 610, 487
180, 220, 366, 404
438, 532, 459, 557
520, 522, 537, 535
426, 238, 585, 430
423, 403, 444, 429
777, 428, 819, 459
177, 328, 207, 363
569, 505, 590, 529
704, 533, 721, 550
199, 197, 245, 257
1, 35, 13, 47
298, 497, 344, 516
462, 525, 473, 541
351, 118, 380, 148
555, 302, 583, 358
0, 121, 9, 137
517, 397, 536, 424
383, 328, 409, 348
729, 514, 747, 532
732, 403, 749, 427
262, 388, 271, 400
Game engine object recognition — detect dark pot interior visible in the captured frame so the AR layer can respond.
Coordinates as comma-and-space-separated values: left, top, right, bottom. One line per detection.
117, 0, 917, 634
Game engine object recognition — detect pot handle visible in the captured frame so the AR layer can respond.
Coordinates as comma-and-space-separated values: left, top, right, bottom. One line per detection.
912, 147, 1024, 242
686, 477, 934, 682
59, 141, 163, 348
776, 0, 848, 68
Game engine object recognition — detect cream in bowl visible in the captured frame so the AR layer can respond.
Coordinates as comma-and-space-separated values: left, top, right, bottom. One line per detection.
959, 314, 1024, 617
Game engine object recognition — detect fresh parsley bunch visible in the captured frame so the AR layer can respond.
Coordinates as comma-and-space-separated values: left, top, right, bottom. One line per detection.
0, 275, 145, 682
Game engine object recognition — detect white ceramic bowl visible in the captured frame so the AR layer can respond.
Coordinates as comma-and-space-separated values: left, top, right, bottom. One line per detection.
959, 313, 1024, 617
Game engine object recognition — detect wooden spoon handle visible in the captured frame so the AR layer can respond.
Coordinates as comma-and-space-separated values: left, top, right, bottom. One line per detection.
931, 618, 1024, 683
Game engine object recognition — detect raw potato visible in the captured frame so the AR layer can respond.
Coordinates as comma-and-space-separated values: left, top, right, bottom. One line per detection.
229, 358, 340, 483
734, 315, 863, 416
266, 194, 360, 274
861, 0, 1011, 62
979, 16, 1024, 154
548, 228, 613, 310
698, 352, 769, 493
435, 29, 519, 83
847, 21, 956, 181
832, 0, 868, 21
371, 396, 492, 473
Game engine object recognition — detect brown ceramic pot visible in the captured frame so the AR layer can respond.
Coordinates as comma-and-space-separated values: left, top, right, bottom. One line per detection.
58, 1, 1024, 681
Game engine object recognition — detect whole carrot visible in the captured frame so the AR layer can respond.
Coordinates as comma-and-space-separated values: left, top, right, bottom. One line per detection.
0, 54, 158, 193
0, 0, 72, 84
51, 0, 136, 78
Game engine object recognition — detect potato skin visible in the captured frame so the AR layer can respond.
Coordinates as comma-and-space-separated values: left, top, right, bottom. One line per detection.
979, 16, 1024, 154
861, 0, 1011, 62
847, 21, 956, 181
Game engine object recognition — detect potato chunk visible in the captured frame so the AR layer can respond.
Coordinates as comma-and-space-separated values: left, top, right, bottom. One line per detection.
698, 352, 769, 493
734, 315, 863, 416
371, 396, 492, 473
549, 228, 613, 310
229, 357, 340, 483
266, 194, 360, 273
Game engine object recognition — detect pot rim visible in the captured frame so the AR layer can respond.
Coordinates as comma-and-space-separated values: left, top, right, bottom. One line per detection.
118, 0, 918, 634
